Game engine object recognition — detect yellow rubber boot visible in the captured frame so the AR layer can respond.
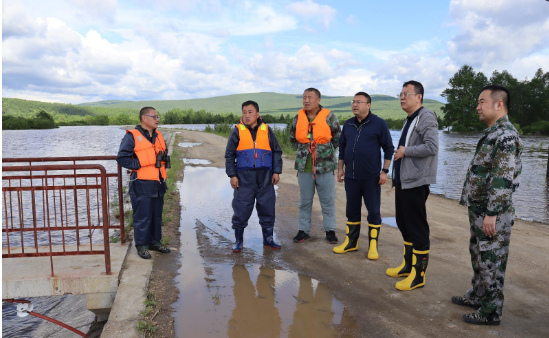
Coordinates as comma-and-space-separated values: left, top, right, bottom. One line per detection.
367, 224, 381, 260
395, 249, 429, 291
333, 222, 360, 254
386, 242, 413, 277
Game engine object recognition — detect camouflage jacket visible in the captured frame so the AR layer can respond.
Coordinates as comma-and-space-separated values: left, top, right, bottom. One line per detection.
459, 116, 523, 216
289, 108, 341, 174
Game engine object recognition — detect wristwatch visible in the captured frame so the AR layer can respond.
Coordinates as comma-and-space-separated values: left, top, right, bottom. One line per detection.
381, 168, 389, 174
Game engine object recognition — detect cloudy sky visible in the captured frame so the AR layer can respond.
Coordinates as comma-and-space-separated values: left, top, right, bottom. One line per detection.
2, 0, 549, 104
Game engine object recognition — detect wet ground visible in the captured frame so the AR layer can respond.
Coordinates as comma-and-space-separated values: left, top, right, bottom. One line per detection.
167, 130, 549, 338
173, 163, 360, 337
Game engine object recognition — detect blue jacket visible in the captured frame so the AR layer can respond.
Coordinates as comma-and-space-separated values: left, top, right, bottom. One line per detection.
339, 113, 394, 180
225, 119, 283, 189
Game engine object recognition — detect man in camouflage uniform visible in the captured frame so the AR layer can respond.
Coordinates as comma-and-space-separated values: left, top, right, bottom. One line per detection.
289, 88, 341, 244
454, 85, 523, 326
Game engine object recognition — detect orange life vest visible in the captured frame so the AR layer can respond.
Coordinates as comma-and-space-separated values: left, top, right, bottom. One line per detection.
127, 129, 167, 181
235, 122, 272, 170
295, 108, 332, 144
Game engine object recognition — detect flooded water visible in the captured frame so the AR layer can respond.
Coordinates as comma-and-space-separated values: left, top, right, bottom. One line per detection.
384, 131, 549, 224
178, 142, 203, 148
173, 166, 359, 337
161, 123, 287, 130
183, 158, 212, 165
381, 217, 398, 228
1, 126, 135, 338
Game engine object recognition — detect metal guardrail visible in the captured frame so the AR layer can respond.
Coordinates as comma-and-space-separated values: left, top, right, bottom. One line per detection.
2, 156, 126, 276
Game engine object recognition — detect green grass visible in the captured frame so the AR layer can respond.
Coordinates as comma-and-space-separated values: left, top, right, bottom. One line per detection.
79, 92, 444, 119
204, 123, 296, 156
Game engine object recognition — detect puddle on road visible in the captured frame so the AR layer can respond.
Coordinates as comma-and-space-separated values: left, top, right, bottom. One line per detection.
178, 142, 202, 148
382, 217, 398, 228
173, 166, 359, 337
183, 158, 212, 165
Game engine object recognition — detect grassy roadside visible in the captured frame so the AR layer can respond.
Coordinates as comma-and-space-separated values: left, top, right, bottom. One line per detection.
138, 131, 184, 338
204, 123, 296, 156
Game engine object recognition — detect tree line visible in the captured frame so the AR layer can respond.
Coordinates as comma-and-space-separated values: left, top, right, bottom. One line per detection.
442, 66, 549, 134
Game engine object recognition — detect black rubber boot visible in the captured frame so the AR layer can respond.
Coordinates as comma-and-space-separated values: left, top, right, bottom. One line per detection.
396, 249, 429, 291
386, 241, 413, 277
333, 222, 361, 254
233, 228, 244, 253
262, 227, 281, 249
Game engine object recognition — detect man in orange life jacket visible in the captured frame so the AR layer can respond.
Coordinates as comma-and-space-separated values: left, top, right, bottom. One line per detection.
289, 88, 341, 244
225, 100, 283, 253
116, 107, 171, 260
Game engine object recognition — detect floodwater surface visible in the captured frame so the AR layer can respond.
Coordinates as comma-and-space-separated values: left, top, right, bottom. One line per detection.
183, 158, 212, 165
173, 166, 359, 337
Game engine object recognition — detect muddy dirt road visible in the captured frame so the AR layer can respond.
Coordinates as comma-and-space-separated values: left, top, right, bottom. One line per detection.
173, 129, 549, 338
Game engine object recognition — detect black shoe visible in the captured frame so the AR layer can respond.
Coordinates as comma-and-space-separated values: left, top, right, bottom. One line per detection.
452, 296, 480, 309
462, 312, 500, 326
149, 242, 171, 253
293, 230, 310, 243
325, 231, 338, 244
137, 246, 151, 259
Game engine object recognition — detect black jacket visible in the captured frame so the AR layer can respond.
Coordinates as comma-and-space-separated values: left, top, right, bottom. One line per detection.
116, 125, 167, 198
225, 119, 283, 189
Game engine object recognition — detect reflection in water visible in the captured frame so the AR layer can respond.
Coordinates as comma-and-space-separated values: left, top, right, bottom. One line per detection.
183, 158, 212, 165
228, 266, 282, 338
178, 142, 202, 147
174, 166, 359, 337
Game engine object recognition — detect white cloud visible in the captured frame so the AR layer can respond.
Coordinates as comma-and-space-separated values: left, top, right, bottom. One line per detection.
2, 1, 47, 39
286, 0, 337, 29
447, 0, 549, 77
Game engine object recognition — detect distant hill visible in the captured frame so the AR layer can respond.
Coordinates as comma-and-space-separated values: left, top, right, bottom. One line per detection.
2, 97, 139, 119
80, 92, 445, 119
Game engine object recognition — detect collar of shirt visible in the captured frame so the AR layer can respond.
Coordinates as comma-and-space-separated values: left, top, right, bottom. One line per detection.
407, 107, 423, 121
484, 115, 509, 134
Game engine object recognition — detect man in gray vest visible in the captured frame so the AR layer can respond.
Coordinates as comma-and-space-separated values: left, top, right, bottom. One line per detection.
386, 80, 439, 291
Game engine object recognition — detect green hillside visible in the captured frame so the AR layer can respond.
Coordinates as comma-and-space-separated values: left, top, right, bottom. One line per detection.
80, 92, 444, 120
2, 97, 139, 121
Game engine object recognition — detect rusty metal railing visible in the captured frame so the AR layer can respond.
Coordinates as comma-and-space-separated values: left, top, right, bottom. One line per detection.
2, 157, 126, 276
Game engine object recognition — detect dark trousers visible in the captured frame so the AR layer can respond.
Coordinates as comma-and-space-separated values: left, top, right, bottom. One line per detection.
345, 177, 381, 225
131, 194, 164, 247
394, 183, 430, 251
232, 185, 276, 229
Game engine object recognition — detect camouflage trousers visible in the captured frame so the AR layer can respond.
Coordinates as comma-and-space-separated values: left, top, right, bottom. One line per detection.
464, 206, 514, 321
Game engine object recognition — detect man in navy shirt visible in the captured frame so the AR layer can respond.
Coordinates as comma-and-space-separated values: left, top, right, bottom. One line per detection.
333, 92, 394, 260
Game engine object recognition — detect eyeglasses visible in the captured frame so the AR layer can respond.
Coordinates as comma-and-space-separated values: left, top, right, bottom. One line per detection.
350, 100, 369, 105
144, 115, 160, 120
398, 92, 418, 98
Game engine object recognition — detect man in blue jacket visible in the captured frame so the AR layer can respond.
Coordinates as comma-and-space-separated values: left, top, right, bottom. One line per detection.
225, 100, 283, 253
333, 92, 394, 259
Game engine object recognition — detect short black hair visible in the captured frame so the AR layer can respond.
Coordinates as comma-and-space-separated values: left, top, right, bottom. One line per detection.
242, 100, 259, 112
139, 107, 156, 122
304, 88, 321, 99
482, 84, 510, 110
403, 80, 424, 103
354, 91, 371, 104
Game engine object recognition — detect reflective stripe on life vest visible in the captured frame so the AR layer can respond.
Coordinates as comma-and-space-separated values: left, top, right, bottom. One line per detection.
235, 123, 272, 170
127, 129, 167, 181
